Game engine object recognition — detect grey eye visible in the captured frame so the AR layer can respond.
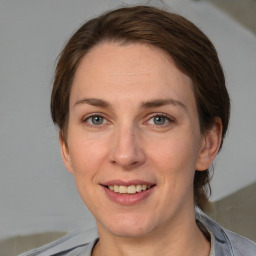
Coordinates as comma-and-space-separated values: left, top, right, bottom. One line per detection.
153, 116, 167, 125
90, 116, 105, 125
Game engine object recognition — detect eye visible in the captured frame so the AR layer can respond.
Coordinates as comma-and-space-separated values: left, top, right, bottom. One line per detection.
147, 114, 173, 126
84, 115, 107, 126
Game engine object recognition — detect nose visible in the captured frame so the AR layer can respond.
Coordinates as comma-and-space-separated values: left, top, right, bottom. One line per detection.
109, 125, 146, 170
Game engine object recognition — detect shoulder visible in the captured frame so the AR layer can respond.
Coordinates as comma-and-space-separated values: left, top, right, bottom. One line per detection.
18, 228, 98, 256
196, 208, 256, 256
224, 229, 256, 256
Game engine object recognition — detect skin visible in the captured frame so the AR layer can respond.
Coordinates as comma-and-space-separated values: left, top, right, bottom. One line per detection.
60, 42, 222, 256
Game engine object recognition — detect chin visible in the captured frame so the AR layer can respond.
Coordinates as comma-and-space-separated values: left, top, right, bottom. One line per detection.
109, 225, 153, 238
98, 213, 156, 238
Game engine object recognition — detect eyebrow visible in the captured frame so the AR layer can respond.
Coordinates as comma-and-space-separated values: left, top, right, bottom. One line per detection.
140, 99, 187, 111
73, 98, 187, 111
74, 98, 110, 108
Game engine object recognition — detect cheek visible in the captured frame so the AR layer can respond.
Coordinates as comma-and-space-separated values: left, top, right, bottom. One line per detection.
68, 133, 108, 174
146, 132, 200, 197
68, 137, 106, 204
148, 134, 199, 171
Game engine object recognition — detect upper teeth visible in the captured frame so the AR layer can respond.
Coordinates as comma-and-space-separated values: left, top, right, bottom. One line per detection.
108, 185, 151, 194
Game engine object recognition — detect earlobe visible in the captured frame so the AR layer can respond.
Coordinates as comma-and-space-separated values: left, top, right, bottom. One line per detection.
196, 117, 223, 171
59, 132, 74, 174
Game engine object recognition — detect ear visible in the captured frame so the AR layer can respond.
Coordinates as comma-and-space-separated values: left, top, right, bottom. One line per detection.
195, 117, 223, 171
59, 132, 75, 174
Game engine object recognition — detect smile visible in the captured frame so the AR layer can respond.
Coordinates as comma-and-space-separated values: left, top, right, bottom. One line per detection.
108, 185, 152, 194
102, 181, 155, 205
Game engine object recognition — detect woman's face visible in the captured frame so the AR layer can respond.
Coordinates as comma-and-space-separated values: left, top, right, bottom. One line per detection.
61, 42, 214, 238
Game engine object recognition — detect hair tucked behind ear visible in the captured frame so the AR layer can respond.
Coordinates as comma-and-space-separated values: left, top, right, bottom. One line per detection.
194, 170, 212, 208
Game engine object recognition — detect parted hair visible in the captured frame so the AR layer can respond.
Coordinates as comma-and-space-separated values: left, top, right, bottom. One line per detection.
51, 5, 230, 210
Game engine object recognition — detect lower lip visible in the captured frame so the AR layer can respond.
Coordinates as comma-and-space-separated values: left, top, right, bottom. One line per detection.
102, 186, 155, 206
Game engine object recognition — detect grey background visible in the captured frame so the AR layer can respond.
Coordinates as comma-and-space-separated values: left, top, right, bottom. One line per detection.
0, 0, 256, 241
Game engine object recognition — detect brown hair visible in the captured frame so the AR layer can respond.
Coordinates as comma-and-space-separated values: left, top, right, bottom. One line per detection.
51, 6, 230, 209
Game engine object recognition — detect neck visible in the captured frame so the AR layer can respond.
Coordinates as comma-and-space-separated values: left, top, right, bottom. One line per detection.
93, 211, 210, 256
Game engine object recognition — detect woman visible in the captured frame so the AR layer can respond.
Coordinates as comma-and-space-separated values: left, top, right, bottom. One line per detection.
21, 5, 256, 256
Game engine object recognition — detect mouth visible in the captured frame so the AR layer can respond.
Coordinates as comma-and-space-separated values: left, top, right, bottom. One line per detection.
101, 180, 156, 205
107, 184, 152, 194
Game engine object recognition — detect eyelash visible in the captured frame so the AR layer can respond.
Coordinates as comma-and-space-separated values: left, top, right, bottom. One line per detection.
146, 113, 174, 126
82, 113, 174, 128
82, 113, 109, 127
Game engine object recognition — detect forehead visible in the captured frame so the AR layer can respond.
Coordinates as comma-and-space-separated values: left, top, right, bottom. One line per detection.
70, 42, 195, 108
